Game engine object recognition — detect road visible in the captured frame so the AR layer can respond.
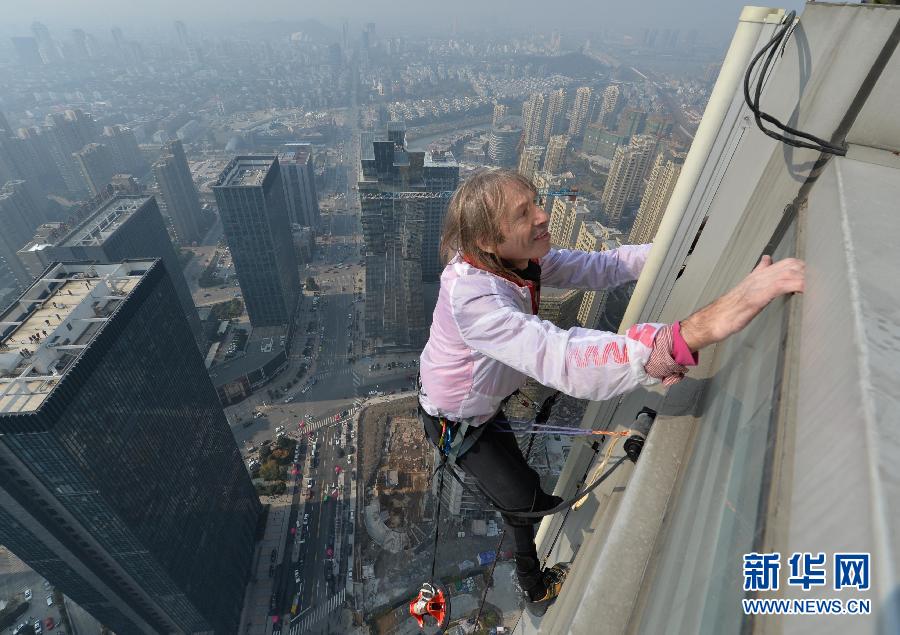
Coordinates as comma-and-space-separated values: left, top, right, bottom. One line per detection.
0, 564, 68, 635
232, 115, 371, 635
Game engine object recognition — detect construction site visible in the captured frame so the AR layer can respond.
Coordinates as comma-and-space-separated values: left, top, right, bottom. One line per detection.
350, 396, 522, 633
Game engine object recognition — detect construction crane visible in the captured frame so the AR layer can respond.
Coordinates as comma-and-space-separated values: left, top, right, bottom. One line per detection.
358, 188, 580, 202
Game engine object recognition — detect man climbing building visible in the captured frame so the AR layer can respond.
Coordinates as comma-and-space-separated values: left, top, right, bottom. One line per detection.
417, 168, 805, 615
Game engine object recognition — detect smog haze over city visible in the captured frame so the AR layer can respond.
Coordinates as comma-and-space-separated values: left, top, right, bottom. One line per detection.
0, 1, 836, 635
1, 0, 806, 36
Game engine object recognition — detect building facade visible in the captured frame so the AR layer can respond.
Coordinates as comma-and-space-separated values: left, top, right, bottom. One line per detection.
102, 125, 145, 175
522, 93, 547, 146
73, 143, 115, 196
601, 135, 657, 228
517, 145, 545, 182
549, 198, 591, 249
543, 134, 570, 175
19, 195, 205, 351
279, 145, 320, 228
0, 261, 261, 634
153, 139, 203, 245
0, 181, 44, 288
629, 150, 685, 245
487, 119, 522, 168
568, 86, 593, 138
543, 88, 568, 142
574, 221, 624, 328
595, 84, 620, 128
213, 156, 300, 329
358, 124, 458, 347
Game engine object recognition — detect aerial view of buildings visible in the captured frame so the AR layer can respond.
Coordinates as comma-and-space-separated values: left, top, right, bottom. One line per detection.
1, 1, 897, 634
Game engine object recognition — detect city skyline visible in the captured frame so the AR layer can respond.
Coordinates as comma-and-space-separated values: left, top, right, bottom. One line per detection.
0, 1, 807, 42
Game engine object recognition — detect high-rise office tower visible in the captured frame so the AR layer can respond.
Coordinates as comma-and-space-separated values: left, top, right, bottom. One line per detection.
153, 139, 203, 245
111, 26, 126, 51
0, 181, 44, 287
543, 135, 570, 174
0, 260, 261, 634
601, 135, 657, 228
73, 143, 115, 196
358, 124, 458, 346
568, 86, 593, 137
492, 103, 508, 126
595, 84, 620, 127
629, 150, 685, 244
31, 22, 61, 64
44, 111, 98, 195
70, 29, 91, 59
10, 37, 43, 66
522, 93, 547, 146
0, 132, 41, 204
0, 180, 44, 247
548, 197, 591, 249
174, 20, 189, 48
18, 195, 205, 350
517, 145, 545, 182
15, 127, 65, 193
213, 156, 299, 328
543, 88, 568, 142
487, 119, 522, 168
574, 221, 624, 328
279, 146, 320, 227
102, 125, 145, 175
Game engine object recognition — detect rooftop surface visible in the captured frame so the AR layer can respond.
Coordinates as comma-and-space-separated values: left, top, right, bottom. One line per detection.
0, 261, 152, 414
215, 156, 276, 188
56, 195, 150, 248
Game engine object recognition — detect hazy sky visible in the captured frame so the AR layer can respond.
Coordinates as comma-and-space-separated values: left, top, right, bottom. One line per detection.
3, 0, 808, 39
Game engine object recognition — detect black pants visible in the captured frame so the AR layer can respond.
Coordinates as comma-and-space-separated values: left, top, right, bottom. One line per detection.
420, 407, 561, 596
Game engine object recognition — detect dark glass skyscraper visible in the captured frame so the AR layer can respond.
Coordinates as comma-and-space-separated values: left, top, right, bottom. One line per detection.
279, 146, 320, 228
213, 156, 300, 328
153, 139, 203, 246
0, 261, 261, 634
18, 194, 205, 350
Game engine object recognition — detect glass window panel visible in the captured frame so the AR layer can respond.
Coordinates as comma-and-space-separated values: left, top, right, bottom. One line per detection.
639, 221, 796, 635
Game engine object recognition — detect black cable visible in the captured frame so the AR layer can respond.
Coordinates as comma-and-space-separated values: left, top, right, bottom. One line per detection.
429, 466, 444, 584
742, 10, 847, 156
473, 394, 555, 629
540, 439, 604, 569
443, 455, 629, 519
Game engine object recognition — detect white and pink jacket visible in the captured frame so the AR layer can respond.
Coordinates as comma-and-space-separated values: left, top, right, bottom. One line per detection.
418, 245, 696, 425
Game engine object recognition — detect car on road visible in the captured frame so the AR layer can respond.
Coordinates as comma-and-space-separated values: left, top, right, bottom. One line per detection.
44, 616, 54, 630
294, 569, 301, 584
33, 621, 42, 634
270, 548, 277, 563
23, 588, 31, 601
46, 595, 53, 606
